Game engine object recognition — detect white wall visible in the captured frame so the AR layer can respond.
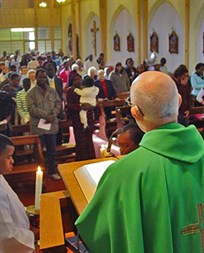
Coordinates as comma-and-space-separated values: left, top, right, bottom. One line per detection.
149, 2, 183, 73
86, 16, 101, 60
111, 8, 137, 67
197, 19, 204, 65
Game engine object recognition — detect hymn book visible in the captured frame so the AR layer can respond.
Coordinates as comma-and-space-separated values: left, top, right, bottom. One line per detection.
74, 160, 115, 202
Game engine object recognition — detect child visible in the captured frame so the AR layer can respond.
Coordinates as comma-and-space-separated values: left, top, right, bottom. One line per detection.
74, 77, 99, 129
0, 134, 35, 252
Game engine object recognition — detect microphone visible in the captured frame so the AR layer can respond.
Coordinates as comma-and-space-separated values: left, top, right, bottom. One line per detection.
107, 128, 122, 153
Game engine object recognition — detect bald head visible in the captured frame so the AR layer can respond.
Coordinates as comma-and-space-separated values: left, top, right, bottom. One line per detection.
130, 71, 179, 124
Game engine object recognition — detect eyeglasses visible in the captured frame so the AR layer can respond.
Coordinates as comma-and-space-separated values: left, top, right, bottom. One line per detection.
125, 96, 144, 116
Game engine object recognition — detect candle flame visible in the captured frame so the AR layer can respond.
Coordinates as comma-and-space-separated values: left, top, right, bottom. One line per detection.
37, 166, 41, 172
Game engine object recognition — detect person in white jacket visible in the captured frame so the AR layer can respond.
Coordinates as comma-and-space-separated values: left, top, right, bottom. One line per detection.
190, 63, 204, 96
74, 77, 99, 129
196, 87, 204, 105
0, 134, 35, 253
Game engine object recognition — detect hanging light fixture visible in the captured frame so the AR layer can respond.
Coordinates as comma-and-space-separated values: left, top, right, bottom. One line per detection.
56, 0, 66, 3
39, 1, 47, 8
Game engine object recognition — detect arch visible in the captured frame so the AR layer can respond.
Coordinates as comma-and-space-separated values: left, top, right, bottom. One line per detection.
109, 5, 137, 66
193, 1, 204, 42
110, 5, 126, 34
148, 2, 183, 72
85, 12, 98, 30
149, 0, 183, 27
194, 2, 204, 63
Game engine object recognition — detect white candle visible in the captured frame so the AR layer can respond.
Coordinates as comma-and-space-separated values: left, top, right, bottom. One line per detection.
100, 144, 106, 158
34, 166, 43, 211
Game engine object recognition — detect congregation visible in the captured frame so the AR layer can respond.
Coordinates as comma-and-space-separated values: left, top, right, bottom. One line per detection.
0, 49, 204, 176
0, 47, 204, 253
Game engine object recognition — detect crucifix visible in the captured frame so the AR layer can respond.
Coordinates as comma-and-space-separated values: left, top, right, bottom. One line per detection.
181, 203, 204, 252
91, 20, 99, 57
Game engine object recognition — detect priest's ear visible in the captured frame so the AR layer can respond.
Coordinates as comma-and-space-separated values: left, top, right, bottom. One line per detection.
131, 105, 143, 121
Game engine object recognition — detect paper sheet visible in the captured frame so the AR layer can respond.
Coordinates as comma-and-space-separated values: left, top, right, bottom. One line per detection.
37, 119, 51, 130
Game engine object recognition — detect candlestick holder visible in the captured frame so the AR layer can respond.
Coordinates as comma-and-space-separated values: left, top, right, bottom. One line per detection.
26, 205, 40, 227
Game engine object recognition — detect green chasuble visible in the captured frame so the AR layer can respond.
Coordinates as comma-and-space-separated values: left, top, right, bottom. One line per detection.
76, 123, 204, 253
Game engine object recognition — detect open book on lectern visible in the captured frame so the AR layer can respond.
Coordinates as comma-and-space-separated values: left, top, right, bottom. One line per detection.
74, 160, 115, 203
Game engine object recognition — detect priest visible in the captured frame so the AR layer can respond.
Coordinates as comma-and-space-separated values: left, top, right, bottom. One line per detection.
76, 71, 204, 253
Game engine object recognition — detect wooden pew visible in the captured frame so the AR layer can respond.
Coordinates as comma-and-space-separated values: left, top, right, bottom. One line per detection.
12, 120, 76, 164
95, 99, 127, 140
189, 106, 204, 128
4, 135, 45, 187
40, 190, 78, 253
116, 105, 131, 129
116, 91, 130, 100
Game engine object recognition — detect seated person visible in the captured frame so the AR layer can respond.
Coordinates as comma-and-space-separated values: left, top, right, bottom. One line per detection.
196, 87, 204, 105
0, 134, 35, 253
117, 123, 144, 155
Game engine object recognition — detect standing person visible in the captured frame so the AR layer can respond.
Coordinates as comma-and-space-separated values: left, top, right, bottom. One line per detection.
0, 90, 16, 136
44, 63, 63, 108
94, 69, 116, 120
84, 54, 99, 73
96, 53, 105, 69
16, 78, 31, 124
110, 62, 130, 94
173, 64, 191, 126
75, 71, 204, 253
59, 59, 71, 105
66, 74, 96, 161
87, 66, 97, 81
125, 58, 137, 84
26, 68, 61, 180
2, 72, 21, 125
76, 58, 86, 77
0, 134, 35, 253
74, 77, 99, 129
44, 62, 64, 144
19, 65, 28, 87
159, 57, 168, 73
27, 57, 39, 70
94, 69, 116, 100
59, 60, 71, 87
43, 55, 57, 70
27, 69, 36, 89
